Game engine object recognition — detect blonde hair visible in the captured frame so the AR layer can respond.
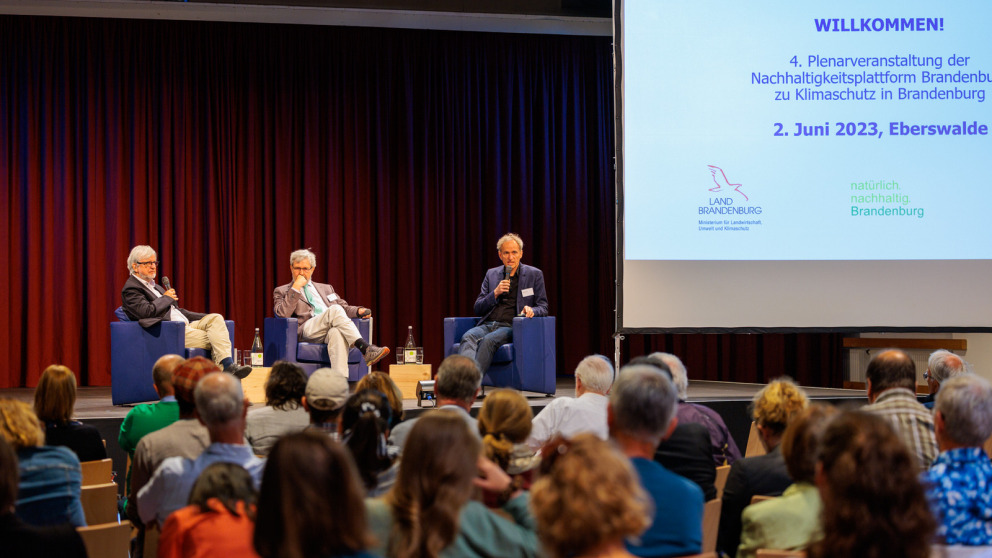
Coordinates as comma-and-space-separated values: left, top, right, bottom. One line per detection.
477, 389, 532, 470
356, 371, 405, 423
531, 433, 650, 558
752, 377, 809, 435
0, 398, 45, 449
34, 365, 77, 424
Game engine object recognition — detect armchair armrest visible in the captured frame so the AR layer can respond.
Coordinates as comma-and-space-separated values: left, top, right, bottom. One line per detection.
263, 317, 298, 367
443, 317, 478, 356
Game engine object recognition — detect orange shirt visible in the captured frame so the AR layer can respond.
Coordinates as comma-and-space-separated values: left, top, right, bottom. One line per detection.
158, 498, 260, 558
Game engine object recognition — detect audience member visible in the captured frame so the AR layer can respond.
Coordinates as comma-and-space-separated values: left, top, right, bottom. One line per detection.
33, 364, 106, 462
158, 462, 261, 558
246, 361, 309, 456
654, 351, 742, 465
532, 433, 650, 558
863, 349, 938, 470
923, 349, 971, 409
341, 389, 399, 497
609, 363, 704, 558
0, 435, 87, 558
923, 374, 992, 545
388, 354, 481, 450
356, 371, 406, 427
127, 357, 215, 528
527, 355, 613, 450
807, 410, 936, 558
718, 377, 808, 556
478, 388, 541, 507
0, 398, 85, 527
255, 431, 376, 558
119, 354, 184, 506
737, 403, 838, 558
138, 371, 265, 527
366, 410, 540, 557
301, 367, 350, 438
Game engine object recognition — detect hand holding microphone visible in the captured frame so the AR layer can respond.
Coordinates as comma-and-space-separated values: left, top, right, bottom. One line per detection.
162, 276, 179, 302
494, 265, 512, 297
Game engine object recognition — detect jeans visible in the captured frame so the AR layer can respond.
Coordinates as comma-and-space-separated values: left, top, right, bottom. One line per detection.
17, 445, 86, 527
458, 321, 512, 374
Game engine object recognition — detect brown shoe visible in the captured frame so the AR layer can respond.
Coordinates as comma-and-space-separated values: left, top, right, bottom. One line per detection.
364, 345, 390, 367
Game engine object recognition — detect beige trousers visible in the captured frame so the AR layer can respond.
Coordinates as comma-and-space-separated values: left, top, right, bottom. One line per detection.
301, 305, 362, 378
184, 313, 233, 365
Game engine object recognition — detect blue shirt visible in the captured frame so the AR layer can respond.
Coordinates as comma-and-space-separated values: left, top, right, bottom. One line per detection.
627, 457, 704, 557
923, 447, 992, 545
137, 442, 265, 527
16, 445, 86, 527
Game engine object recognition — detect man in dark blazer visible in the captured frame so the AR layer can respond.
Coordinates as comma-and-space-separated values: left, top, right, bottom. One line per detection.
121, 245, 250, 378
273, 248, 389, 377
458, 233, 549, 375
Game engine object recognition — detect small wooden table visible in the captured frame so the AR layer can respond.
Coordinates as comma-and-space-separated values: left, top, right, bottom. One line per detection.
389, 364, 432, 399
241, 367, 271, 406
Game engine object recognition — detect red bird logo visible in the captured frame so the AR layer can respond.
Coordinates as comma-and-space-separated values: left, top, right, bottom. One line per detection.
707, 165, 749, 201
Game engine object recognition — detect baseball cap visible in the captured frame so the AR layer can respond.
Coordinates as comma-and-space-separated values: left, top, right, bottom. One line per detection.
172, 356, 222, 403
305, 367, 349, 411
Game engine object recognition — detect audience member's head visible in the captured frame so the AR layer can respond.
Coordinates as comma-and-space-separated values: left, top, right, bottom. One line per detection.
302, 368, 349, 426
532, 433, 650, 558
609, 364, 678, 448
435, 355, 482, 408
33, 365, 77, 425
152, 354, 183, 398
0, 435, 18, 514
780, 403, 838, 484
865, 349, 916, 401
809, 410, 935, 558
0, 398, 45, 450
934, 374, 992, 449
652, 352, 689, 400
255, 431, 371, 558
751, 377, 808, 446
387, 411, 481, 558
574, 355, 615, 396
625, 355, 673, 380
194, 372, 245, 429
173, 357, 222, 416
478, 389, 533, 472
264, 361, 307, 411
927, 349, 971, 396
187, 462, 258, 519
356, 371, 405, 425
340, 389, 394, 492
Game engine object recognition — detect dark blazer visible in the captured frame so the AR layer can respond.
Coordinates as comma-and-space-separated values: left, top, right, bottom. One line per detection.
121, 275, 205, 328
717, 445, 792, 556
473, 263, 549, 324
273, 281, 360, 335
44, 421, 107, 463
655, 421, 718, 501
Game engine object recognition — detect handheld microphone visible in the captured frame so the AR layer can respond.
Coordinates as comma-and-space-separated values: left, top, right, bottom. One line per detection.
162, 276, 172, 291
503, 266, 512, 281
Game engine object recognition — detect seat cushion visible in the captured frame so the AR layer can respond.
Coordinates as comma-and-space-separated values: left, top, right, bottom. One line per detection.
296, 343, 363, 365
448, 343, 514, 364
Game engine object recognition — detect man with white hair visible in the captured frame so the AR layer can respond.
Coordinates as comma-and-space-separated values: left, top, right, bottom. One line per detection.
526, 355, 613, 450
122, 245, 250, 378
923, 349, 971, 409
653, 352, 742, 466
136, 371, 264, 527
923, 374, 992, 545
273, 249, 389, 377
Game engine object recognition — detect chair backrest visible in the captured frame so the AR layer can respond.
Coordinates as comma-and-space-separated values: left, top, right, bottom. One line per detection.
751, 494, 775, 505
756, 550, 806, 558
144, 523, 161, 558
702, 497, 721, 553
77, 520, 132, 558
114, 306, 130, 321
80, 482, 119, 525
745, 421, 768, 458
715, 464, 731, 500
80, 458, 113, 486
681, 553, 719, 558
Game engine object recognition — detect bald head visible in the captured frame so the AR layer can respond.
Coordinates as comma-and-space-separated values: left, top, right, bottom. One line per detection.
152, 354, 184, 396
928, 350, 970, 386
866, 349, 916, 398
194, 372, 245, 427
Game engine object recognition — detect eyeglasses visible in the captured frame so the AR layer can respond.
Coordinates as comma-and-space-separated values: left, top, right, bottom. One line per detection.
924, 370, 932, 380
136, 260, 160, 267
292, 266, 312, 272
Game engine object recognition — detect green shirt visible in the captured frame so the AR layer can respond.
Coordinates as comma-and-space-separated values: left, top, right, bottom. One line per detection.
737, 481, 822, 558
118, 398, 180, 500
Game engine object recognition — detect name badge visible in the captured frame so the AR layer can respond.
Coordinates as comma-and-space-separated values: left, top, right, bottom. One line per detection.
521, 288, 534, 297
327, 293, 338, 302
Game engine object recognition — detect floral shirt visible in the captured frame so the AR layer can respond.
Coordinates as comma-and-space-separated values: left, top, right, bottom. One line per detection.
922, 447, 992, 545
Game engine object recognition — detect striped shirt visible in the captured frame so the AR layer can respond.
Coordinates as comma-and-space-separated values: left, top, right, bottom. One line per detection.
864, 388, 938, 471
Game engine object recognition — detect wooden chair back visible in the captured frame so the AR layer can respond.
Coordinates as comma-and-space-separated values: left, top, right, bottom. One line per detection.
745, 421, 767, 457
77, 520, 132, 558
681, 553, 719, 558
702, 497, 722, 553
144, 523, 160, 558
80, 458, 114, 486
751, 494, 775, 505
756, 550, 806, 557
715, 464, 731, 499
80, 482, 119, 525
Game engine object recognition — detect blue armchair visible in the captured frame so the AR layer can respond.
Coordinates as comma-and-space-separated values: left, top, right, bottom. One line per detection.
110, 307, 234, 405
443, 317, 556, 395
263, 317, 371, 381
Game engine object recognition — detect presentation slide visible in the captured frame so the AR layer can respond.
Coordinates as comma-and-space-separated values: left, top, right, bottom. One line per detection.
620, 0, 992, 330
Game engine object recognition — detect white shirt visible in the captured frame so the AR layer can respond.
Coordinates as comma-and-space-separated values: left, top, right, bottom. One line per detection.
133, 274, 188, 324
526, 392, 609, 451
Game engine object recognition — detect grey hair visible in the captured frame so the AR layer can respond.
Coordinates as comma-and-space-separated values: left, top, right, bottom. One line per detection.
574, 355, 614, 394
609, 364, 678, 446
194, 372, 244, 427
935, 374, 992, 447
127, 245, 156, 272
435, 355, 482, 403
496, 233, 524, 252
652, 352, 688, 400
289, 249, 316, 269
928, 349, 971, 384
